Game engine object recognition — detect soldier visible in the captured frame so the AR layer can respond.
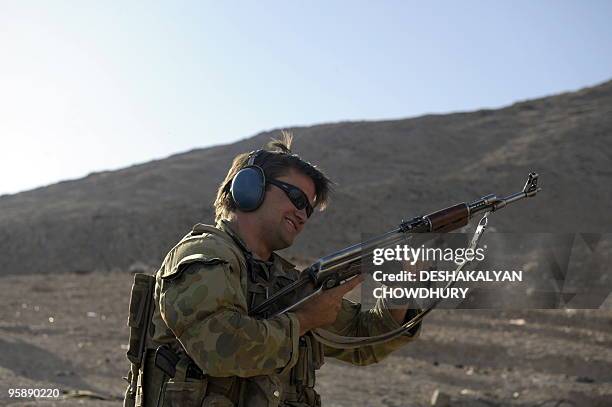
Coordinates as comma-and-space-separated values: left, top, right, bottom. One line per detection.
132, 132, 421, 407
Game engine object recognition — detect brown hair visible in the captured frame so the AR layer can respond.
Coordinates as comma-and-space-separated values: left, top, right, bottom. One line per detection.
214, 131, 332, 222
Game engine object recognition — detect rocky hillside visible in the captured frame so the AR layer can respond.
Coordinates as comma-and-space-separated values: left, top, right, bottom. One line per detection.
1, 80, 611, 275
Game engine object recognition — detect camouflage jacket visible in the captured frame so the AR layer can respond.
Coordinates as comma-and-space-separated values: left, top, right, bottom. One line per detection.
149, 221, 421, 406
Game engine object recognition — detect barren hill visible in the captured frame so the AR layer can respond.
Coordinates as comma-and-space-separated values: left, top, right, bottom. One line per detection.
1, 80, 611, 275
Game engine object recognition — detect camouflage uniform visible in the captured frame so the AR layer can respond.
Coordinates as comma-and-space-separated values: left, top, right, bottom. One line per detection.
146, 221, 420, 406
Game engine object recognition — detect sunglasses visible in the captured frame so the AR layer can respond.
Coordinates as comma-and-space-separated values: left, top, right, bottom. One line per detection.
267, 179, 314, 218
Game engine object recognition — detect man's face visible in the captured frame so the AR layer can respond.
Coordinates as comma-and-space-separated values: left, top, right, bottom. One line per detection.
257, 168, 316, 251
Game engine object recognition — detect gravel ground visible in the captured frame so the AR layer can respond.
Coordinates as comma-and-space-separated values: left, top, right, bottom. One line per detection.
1, 271, 610, 406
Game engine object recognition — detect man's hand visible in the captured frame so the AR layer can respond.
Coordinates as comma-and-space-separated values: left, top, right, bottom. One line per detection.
294, 275, 364, 336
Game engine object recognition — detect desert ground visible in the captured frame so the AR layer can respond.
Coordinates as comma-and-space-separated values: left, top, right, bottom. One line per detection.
1, 270, 610, 407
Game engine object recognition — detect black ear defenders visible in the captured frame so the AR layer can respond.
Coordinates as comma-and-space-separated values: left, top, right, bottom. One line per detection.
230, 150, 266, 212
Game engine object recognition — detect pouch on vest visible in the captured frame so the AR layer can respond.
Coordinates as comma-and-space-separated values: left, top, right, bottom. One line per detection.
240, 375, 282, 407
127, 273, 156, 364
291, 335, 324, 390
136, 349, 167, 407
124, 273, 156, 407
160, 357, 208, 407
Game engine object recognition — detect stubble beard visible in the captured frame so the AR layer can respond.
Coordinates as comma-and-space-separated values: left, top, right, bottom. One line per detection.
259, 216, 293, 253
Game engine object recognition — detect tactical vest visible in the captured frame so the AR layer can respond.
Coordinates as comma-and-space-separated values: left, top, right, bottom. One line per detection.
123, 222, 324, 407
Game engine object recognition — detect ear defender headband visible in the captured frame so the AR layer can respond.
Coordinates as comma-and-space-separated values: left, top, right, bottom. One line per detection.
230, 150, 266, 212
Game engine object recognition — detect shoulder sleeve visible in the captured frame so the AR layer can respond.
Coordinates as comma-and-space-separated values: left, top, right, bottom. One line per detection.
159, 252, 300, 377
322, 297, 421, 365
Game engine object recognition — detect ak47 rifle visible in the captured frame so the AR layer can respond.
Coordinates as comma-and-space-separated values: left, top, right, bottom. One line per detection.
250, 173, 541, 348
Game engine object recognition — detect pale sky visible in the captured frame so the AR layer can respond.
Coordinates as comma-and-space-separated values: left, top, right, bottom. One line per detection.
1, 1, 611, 196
